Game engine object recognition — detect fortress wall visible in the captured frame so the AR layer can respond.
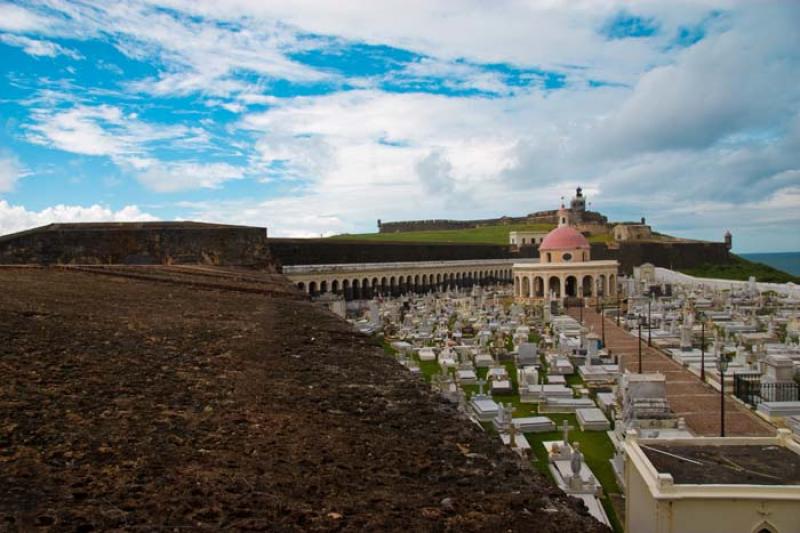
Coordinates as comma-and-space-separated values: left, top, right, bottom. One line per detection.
269, 238, 516, 266
591, 241, 730, 274
378, 210, 608, 234
0, 223, 273, 268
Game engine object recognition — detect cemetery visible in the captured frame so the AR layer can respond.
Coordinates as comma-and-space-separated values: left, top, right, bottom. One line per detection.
359, 249, 800, 533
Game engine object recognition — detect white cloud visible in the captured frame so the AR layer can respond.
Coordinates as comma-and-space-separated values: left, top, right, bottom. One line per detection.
0, 3, 52, 32
0, 33, 82, 59
135, 161, 245, 192
0, 200, 156, 236
0, 154, 25, 193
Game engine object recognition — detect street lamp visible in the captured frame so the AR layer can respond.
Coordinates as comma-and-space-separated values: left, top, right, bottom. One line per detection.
638, 315, 643, 374
699, 312, 706, 381
616, 294, 621, 327
601, 303, 606, 348
580, 297, 584, 324
718, 353, 729, 437
647, 298, 652, 347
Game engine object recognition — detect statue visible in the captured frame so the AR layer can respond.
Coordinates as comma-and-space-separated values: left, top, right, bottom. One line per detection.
570, 442, 583, 477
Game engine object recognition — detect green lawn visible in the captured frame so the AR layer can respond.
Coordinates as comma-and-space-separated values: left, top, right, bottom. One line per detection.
380, 338, 622, 532
680, 253, 799, 284
330, 223, 555, 245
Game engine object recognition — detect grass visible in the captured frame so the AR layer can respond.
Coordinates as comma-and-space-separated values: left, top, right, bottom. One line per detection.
380, 336, 622, 532
330, 223, 555, 245
680, 253, 799, 284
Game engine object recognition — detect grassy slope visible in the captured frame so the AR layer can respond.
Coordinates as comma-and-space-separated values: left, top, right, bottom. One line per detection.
679, 254, 799, 284
328, 222, 622, 245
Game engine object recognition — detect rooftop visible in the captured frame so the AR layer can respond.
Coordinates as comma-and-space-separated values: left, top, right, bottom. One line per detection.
642, 443, 800, 485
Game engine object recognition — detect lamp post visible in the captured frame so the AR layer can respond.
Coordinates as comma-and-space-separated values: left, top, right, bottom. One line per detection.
647, 298, 652, 347
617, 294, 621, 327
601, 303, 606, 348
580, 297, 583, 324
699, 313, 706, 382
719, 354, 729, 437
638, 316, 643, 373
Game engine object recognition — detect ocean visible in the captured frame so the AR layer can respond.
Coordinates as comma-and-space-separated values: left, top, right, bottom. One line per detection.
741, 252, 800, 276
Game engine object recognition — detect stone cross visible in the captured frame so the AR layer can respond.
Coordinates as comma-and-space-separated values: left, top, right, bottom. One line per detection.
477, 378, 486, 396
561, 420, 574, 447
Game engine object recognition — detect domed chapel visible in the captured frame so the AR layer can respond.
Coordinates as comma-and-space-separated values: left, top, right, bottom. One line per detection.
513, 194, 619, 303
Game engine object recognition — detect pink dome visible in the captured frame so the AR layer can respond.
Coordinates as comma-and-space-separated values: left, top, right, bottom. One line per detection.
539, 226, 590, 251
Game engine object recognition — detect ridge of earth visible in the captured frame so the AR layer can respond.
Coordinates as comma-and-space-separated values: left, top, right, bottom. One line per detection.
0, 266, 605, 532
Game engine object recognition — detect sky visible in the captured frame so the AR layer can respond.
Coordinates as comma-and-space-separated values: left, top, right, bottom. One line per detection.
0, 1, 799, 253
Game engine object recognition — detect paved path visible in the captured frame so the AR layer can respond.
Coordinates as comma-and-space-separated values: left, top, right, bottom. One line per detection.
568, 307, 773, 436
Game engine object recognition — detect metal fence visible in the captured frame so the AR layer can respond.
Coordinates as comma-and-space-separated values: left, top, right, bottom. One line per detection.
734, 372, 799, 406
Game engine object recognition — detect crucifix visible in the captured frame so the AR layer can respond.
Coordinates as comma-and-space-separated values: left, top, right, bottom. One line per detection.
477, 378, 486, 397
561, 419, 574, 448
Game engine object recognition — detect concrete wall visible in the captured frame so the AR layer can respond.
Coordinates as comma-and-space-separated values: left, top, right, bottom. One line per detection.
0, 222, 273, 268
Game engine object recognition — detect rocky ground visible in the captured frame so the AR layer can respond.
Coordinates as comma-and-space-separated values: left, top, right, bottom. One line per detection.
1, 266, 605, 532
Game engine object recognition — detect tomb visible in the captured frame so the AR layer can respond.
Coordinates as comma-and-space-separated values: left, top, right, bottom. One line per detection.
576, 407, 610, 431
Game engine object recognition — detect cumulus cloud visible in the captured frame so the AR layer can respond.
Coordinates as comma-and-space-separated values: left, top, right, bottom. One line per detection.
0, 201, 156, 236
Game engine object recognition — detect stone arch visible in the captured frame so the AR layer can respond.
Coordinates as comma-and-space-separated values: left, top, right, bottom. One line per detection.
548, 276, 561, 298
565, 275, 578, 297
522, 276, 530, 298
331, 279, 339, 294
582, 275, 593, 297
308, 281, 317, 296
608, 274, 616, 295
371, 278, 379, 296
752, 521, 778, 533
514, 276, 520, 296
379, 277, 387, 295
297, 281, 306, 292
596, 274, 606, 297
352, 278, 361, 299
342, 279, 350, 299
320, 280, 328, 294
534, 276, 544, 298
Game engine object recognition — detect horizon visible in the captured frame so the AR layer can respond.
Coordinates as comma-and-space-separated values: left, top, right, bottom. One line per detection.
1, 1, 799, 253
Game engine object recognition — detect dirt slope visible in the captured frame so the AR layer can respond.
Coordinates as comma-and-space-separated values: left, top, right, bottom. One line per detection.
0, 266, 605, 532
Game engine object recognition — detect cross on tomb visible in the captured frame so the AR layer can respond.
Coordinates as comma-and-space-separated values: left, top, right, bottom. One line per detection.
561, 419, 574, 448
477, 378, 487, 396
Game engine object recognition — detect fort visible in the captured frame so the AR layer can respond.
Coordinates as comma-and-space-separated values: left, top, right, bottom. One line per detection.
0, 221, 731, 276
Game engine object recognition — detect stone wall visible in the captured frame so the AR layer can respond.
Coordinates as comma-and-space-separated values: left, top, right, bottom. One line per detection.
0, 222, 273, 268
271, 238, 727, 272
378, 210, 607, 234
269, 238, 520, 266
591, 241, 730, 274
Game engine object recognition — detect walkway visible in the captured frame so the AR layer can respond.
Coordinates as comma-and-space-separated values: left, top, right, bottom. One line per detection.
568, 307, 773, 437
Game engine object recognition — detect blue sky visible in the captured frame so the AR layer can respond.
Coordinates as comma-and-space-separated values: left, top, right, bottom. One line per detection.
0, 1, 799, 252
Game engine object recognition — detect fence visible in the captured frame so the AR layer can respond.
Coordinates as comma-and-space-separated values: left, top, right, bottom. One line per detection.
734, 372, 799, 406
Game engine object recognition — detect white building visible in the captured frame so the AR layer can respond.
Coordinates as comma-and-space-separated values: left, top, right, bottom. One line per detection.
624, 430, 800, 533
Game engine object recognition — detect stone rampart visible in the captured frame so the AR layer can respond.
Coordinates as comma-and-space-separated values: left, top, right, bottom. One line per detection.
269, 238, 518, 266
378, 210, 607, 233
0, 222, 273, 268
591, 241, 730, 274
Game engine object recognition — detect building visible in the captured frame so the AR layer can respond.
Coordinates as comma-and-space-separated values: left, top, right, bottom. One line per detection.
509, 231, 549, 248
624, 429, 800, 533
513, 204, 618, 303
614, 218, 653, 241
